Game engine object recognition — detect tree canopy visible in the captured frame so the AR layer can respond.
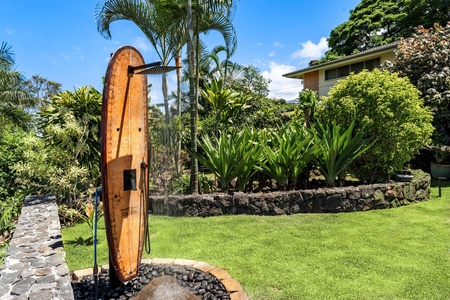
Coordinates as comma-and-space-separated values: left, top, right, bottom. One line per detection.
391, 22, 450, 143
327, 0, 450, 56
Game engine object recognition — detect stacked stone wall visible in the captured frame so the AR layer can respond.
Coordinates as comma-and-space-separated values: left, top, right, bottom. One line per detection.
150, 171, 431, 217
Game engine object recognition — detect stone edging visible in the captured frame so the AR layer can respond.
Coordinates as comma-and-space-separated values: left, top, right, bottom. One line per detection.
149, 170, 431, 217
72, 258, 249, 300
0, 195, 74, 300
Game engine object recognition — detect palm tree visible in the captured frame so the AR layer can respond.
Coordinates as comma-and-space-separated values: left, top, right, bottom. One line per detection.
0, 42, 14, 69
185, 0, 237, 193
0, 42, 31, 129
95, 0, 238, 194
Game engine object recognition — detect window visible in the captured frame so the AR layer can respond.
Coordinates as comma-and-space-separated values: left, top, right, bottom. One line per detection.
325, 57, 381, 81
350, 62, 364, 73
365, 58, 380, 71
325, 69, 337, 80
338, 66, 349, 77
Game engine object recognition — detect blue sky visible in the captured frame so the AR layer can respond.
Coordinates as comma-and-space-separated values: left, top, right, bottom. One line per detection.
1, 0, 360, 102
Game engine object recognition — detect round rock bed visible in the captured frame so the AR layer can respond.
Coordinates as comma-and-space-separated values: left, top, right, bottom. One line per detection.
71, 259, 247, 300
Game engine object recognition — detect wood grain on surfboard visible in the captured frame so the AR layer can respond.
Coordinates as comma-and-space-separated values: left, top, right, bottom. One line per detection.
101, 45, 148, 282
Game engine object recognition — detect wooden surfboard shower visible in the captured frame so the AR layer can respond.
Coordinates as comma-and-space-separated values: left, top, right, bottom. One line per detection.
101, 45, 177, 283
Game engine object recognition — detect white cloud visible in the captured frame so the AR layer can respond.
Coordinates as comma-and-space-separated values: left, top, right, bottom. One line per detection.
58, 52, 71, 61
5, 29, 14, 35
75, 47, 85, 60
273, 41, 283, 47
268, 51, 276, 57
261, 61, 303, 100
291, 37, 329, 62
254, 42, 263, 47
133, 37, 152, 53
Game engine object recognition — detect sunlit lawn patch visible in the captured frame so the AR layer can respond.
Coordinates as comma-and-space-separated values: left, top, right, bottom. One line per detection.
62, 182, 450, 299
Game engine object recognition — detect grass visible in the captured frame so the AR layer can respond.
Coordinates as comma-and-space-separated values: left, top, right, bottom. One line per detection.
62, 182, 450, 300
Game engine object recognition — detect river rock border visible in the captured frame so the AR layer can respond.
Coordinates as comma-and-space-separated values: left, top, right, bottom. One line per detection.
72, 258, 248, 300
150, 170, 431, 217
0, 195, 74, 300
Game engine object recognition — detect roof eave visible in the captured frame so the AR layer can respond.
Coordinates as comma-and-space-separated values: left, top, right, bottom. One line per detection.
283, 41, 400, 79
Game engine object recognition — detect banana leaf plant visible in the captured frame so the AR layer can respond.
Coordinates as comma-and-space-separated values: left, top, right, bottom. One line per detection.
312, 121, 372, 187
260, 122, 316, 190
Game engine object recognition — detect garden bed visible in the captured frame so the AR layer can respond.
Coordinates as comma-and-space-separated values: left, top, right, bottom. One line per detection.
149, 170, 430, 217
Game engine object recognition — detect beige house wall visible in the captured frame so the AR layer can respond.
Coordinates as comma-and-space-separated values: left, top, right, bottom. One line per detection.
303, 70, 319, 91
316, 51, 396, 97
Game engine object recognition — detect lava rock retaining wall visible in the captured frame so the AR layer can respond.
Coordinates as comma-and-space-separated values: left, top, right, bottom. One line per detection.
150, 170, 431, 217
0, 195, 74, 299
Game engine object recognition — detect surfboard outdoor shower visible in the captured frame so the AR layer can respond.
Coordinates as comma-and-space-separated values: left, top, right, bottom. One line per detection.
97, 45, 178, 294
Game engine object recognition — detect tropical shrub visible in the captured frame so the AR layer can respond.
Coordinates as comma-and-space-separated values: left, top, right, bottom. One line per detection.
170, 172, 216, 195
392, 22, 450, 143
312, 121, 372, 187
317, 69, 433, 182
297, 89, 319, 128
260, 122, 315, 190
0, 125, 37, 237
189, 127, 262, 191
37, 86, 102, 206
200, 78, 238, 130
39, 86, 102, 184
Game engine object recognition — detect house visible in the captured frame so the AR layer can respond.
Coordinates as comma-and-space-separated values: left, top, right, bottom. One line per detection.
283, 41, 399, 97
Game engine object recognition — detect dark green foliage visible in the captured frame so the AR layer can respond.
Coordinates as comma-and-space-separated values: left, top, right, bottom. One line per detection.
0, 126, 27, 235
39, 86, 102, 184
391, 22, 450, 142
317, 69, 434, 182
327, 0, 450, 57
297, 89, 319, 128
170, 172, 216, 194
230, 65, 270, 98
260, 122, 315, 189
189, 128, 262, 191
312, 122, 372, 187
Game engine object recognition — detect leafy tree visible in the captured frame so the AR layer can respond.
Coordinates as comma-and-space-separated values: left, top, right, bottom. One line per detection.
204, 45, 244, 85
400, 1, 450, 37
327, 0, 450, 56
24, 75, 62, 110
391, 22, 450, 142
39, 86, 102, 195
223, 65, 293, 131
230, 65, 270, 99
317, 69, 434, 182
0, 126, 51, 238
0, 42, 31, 129
199, 77, 257, 134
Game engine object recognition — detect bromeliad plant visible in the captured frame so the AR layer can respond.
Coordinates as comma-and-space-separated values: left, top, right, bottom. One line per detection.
260, 122, 315, 190
312, 121, 372, 187
81, 201, 104, 233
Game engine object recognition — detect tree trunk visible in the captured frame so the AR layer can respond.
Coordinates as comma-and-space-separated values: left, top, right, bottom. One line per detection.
175, 53, 182, 175
187, 0, 198, 194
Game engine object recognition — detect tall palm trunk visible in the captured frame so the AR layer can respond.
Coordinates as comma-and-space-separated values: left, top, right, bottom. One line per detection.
187, 0, 198, 194
175, 53, 182, 174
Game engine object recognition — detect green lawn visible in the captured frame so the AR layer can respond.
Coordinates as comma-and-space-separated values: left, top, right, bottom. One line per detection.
62, 183, 450, 300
